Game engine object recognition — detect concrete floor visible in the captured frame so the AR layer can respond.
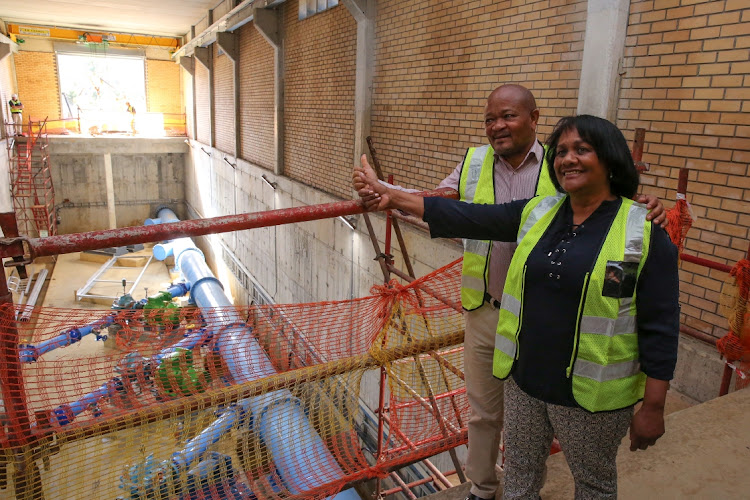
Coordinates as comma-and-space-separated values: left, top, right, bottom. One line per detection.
41, 247, 175, 310
427, 388, 750, 500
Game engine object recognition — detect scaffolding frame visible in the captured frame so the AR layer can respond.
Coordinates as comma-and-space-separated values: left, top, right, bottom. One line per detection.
4, 119, 57, 239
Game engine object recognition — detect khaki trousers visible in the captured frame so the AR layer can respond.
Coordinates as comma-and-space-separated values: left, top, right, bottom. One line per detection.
12, 113, 22, 133
464, 302, 503, 499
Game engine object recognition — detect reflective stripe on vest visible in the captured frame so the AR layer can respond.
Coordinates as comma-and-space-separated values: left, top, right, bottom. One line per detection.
458, 145, 495, 310
458, 143, 557, 310
493, 196, 652, 412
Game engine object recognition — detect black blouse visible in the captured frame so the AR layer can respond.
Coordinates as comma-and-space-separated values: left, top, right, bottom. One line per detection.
423, 196, 679, 407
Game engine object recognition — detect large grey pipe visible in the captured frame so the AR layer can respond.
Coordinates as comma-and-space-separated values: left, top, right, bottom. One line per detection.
152, 208, 356, 498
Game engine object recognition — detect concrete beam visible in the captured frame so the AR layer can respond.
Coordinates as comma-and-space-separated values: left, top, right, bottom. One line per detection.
0, 43, 11, 62
253, 7, 281, 48
254, 6, 284, 175
577, 0, 631, 121
194, 47, 212, 69
179, 56, 198, 139
103, 153, 117, 229
174, 0, 285, 59
179, 55, 195, 75
343, 0, 375, 166
217, 32, 239, 62
343, 0, 368, 22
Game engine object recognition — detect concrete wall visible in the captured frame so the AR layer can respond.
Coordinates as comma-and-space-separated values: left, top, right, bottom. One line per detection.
48, 137, 187, 233
184, 141, 463, 307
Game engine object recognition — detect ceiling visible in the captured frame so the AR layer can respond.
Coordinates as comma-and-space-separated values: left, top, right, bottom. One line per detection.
0, 0, 219, 38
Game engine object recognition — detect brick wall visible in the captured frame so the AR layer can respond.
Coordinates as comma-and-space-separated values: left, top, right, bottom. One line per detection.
238, 21, 275, 170
146, 59, 183, 114
14, 51, 61, 125
617, 0, 750, 338
195, 60, 211, 145
370, 0, 587, 191
283, 1, 357, 199
214, 43, 235, 154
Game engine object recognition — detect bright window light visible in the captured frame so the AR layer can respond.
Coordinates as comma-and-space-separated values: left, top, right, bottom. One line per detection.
57, 52, 148, 135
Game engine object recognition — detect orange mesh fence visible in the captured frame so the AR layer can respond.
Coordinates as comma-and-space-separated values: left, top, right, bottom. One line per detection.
718, 259, 750, 390
0, 259, 467, 499
665, 198, 693, 255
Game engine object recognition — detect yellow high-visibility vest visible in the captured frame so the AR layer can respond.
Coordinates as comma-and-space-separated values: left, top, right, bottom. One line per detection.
492, 195, 652, 412
457, 144, 556, 310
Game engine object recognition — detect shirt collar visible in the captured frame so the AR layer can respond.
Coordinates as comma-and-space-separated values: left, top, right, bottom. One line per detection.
494, 138, 544, 172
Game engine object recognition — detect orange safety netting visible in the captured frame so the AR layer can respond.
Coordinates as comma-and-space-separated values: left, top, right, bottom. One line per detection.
0, 259, 468, 500
718, 259, 750, 390
665, 198, 693, 255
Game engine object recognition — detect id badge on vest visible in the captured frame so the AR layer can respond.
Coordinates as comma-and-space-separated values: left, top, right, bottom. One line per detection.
602, 261, 638, 298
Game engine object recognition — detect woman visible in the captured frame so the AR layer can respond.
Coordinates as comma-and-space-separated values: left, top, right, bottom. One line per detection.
354, 115, 679, 499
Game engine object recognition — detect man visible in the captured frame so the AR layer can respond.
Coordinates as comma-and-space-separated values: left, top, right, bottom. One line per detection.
126, 101, 136, 135
361, 84, 665, 500
8, 93, 23, 136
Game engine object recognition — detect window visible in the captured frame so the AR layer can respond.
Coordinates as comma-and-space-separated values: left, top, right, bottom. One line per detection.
299, 0, 339, 20
58, 52, 145, 117
57, 50, 146, 134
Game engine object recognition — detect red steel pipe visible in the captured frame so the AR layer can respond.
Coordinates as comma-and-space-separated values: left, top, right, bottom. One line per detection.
381, 475, 439, 497
0, 275, 32, 448
1, 189, 457, 261
679, 253, 733, 274
677, 168, 689, 195
680, 325, 717, 346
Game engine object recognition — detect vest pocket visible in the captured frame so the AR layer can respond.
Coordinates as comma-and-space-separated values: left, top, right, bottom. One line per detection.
602, 260, 638, 298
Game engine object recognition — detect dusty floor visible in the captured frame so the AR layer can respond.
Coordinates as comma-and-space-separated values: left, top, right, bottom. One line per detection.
430, 387, 750, 500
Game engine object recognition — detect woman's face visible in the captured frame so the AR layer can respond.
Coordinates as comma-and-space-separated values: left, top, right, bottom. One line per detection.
553, 128, 612, 198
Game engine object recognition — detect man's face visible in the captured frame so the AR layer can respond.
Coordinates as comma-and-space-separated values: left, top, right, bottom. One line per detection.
484, 89, 539, 165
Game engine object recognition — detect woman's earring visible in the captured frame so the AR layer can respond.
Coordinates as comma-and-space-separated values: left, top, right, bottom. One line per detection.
609, 172, 613, 180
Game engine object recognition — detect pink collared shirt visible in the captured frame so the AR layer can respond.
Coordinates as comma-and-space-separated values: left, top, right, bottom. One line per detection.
437, 140, 545, 298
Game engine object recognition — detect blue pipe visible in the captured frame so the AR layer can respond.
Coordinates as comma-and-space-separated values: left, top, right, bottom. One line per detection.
49, 327, 210, 428
19, 315, 115, 363
166, 281, 191, 298
153, 327, 211, 363
52, 382, 112, 426
172, 399, 253, 470
153, 208, 353, 498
